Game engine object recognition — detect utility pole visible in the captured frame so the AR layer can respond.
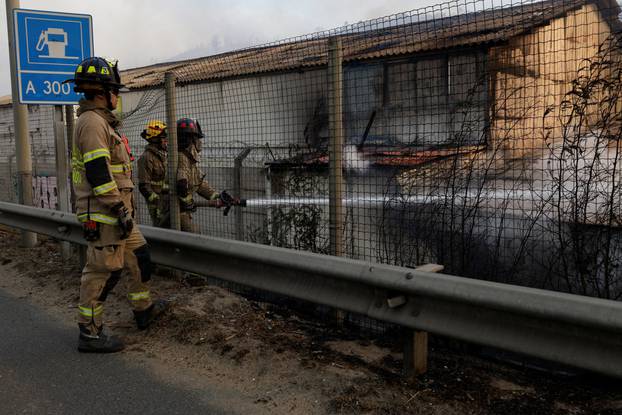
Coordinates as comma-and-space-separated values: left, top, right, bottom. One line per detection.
6, 0, 36, 247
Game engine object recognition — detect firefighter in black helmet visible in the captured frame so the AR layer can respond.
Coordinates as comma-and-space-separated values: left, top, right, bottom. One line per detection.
65, 57, 168, 353
65, 57, 123, 109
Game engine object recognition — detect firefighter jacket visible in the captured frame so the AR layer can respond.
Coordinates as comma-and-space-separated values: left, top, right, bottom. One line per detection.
177, 146, 218, 211
138, 143, 168, 201
72, 99, 134, 225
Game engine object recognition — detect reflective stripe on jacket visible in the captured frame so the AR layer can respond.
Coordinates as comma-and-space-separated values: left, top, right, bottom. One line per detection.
177, 146, 218, 210
72, 102, 134, 224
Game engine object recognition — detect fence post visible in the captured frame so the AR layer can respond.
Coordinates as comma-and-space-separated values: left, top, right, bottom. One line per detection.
6, 0, 36, 247
65, 106, 74, 147
165, 72, 180, 232
65, 105, 84, 265
53, 105, 71, 259
234, 147, 251, 241
328, 36, 345, 257
65, 105, 75, 209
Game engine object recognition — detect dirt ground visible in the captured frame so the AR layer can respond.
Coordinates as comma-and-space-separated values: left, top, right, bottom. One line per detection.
0, 228, 620, 415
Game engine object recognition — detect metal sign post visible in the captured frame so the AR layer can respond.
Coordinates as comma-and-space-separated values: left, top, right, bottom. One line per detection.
6, 0, 35, 247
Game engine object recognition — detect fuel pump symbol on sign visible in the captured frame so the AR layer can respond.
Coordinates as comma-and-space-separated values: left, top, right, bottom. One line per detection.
35, 28, 77, 59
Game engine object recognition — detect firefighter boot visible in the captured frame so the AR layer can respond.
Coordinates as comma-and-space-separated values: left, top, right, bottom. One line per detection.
78, 324, 124, 353
134, 299, 169, 330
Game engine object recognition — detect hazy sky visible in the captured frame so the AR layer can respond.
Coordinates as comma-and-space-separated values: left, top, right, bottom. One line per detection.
0, 0, 440, 97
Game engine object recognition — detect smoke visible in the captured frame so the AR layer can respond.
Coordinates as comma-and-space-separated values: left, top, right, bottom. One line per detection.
343, 144, 371, 172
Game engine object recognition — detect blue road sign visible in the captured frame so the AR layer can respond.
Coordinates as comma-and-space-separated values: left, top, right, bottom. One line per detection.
13, 9, 93, 105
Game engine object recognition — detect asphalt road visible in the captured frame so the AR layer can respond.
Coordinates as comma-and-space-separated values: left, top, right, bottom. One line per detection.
0, 288, 237, 415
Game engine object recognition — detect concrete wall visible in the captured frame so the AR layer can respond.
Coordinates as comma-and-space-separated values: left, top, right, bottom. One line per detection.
0, 104, 57, 204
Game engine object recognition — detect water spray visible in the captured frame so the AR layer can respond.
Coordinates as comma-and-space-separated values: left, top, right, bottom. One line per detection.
195, 189, 558, 209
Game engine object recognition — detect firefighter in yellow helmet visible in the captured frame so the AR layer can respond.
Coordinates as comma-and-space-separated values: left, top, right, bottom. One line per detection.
65, 57, 168, 353
138, 120, 170, 228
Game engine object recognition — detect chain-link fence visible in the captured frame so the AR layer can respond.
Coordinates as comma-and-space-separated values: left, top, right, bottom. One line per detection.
2, 0, 622, 302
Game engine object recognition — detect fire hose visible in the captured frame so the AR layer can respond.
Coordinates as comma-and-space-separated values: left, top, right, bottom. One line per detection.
194, 190, 247, 216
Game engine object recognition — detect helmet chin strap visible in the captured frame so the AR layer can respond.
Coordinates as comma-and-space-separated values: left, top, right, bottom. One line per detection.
105, 89, 114, 111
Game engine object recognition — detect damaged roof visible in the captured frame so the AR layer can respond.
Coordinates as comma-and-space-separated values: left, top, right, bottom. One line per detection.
121, 0, 622, 90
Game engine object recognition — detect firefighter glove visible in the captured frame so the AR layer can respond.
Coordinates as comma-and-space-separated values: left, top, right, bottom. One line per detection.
111, 202, 133, 239
147, 192, 159, 203
148, 204, 161, 223
180, 197, 197, 213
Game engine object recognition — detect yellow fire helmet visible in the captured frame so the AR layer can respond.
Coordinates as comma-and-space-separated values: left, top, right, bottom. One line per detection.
140, 120, 167, 141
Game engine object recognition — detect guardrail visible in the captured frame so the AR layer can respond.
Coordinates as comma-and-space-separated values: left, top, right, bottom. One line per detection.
0, 200, 621, 378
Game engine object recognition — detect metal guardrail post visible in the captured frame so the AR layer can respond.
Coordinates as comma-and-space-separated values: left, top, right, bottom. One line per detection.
403, 329, 428, 378
6, 0, 36, 248
328, 37, 345, 257
165, 72, 180, 232
401, 263, 444, 377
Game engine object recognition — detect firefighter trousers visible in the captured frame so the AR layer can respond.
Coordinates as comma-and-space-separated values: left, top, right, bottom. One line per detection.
148, 193, 170, 228
180, 211, 198, 233
78, 223, 153, 331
